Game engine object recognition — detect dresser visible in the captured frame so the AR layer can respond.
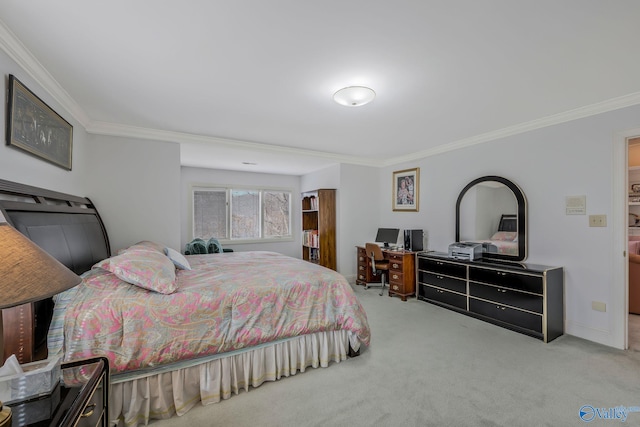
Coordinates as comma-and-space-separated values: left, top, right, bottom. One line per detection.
9, 357, 109, 427
417, 252, 564, 342
356, 246, 417, 301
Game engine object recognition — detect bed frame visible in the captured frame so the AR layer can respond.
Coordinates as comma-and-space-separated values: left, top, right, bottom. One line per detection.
0, 179, 110, 362
0, 179, 361, 426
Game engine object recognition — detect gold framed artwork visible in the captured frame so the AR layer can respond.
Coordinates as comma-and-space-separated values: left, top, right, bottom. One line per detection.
6, 75, 73, 170
392, 167, 419, 212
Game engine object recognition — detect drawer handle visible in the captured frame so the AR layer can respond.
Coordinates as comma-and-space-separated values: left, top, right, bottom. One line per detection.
437, 290, 444, 293
497, 289, 507, 293
393, 263, 399, 268
436, 275, 443, 280
496, 305, 506, 310
497, 272, 507, 276
393, 285, 399, 290
392, 274, 399, 280
359, 257, 364, 261
81, 403, 97, 418
359, 266, 364, 270
437, 261, 443, 265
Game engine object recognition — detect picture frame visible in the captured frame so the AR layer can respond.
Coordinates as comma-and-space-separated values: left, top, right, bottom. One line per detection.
6, 74, 73, 170
392, 167, 419, 212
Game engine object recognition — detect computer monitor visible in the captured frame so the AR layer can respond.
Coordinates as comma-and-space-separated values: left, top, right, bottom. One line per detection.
375, 228, 400, 248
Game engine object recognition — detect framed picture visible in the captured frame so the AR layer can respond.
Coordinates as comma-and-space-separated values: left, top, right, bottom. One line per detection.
6, 74, 73, 170
392, 167, 419, 211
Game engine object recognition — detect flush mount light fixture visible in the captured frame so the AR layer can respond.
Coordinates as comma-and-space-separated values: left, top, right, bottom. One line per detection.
333, 86, 376, 107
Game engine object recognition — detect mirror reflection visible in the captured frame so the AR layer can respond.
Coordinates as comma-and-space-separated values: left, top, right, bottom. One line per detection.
456, 176, 527, 262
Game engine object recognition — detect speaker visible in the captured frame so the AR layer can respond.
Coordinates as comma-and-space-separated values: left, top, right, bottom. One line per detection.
403, 229, 423, 251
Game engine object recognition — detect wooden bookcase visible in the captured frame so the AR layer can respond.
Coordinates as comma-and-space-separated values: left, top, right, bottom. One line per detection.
302, 189, 336, 270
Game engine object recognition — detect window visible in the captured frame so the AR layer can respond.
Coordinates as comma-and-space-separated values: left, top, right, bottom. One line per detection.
192, 186, 292, 243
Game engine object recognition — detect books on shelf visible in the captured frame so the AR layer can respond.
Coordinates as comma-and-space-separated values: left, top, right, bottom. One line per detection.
306, 196, 318, 210
303, 229, 319, 248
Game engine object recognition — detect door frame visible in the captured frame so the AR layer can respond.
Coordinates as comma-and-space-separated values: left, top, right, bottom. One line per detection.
613, 127, 640, 349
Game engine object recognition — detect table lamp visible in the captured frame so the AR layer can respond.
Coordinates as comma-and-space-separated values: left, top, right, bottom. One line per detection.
0, 210, 81, 427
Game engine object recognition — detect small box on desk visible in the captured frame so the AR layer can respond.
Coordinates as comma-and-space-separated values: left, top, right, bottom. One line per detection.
0, 357, 61, 405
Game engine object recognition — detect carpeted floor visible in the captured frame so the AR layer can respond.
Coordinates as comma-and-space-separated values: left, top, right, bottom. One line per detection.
629, 314, 640, 352
148, 284, 640, 427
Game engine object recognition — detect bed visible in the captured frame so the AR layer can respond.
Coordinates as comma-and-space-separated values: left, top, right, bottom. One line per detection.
477, 214, 519, 256
0, 179, 371, 426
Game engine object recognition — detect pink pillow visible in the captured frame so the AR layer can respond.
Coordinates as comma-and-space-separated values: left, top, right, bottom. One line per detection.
94, 250, 177, 294
117, 240, 165, 255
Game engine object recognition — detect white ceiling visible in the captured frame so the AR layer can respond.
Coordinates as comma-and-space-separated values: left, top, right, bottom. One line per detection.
1, 1, 640, 175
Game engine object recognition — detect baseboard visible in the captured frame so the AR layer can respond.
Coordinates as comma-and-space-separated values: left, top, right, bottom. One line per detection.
565, 320, 622, 349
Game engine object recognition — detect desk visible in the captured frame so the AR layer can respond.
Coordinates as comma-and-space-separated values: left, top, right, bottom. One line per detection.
356, 246, 417, 301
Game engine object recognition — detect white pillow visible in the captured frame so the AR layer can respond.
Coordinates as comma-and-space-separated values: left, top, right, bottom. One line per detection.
164, 247, 192, 270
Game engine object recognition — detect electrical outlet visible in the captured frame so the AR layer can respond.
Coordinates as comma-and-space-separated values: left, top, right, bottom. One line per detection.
589, 215, 607, 227
592, 301, 606, 312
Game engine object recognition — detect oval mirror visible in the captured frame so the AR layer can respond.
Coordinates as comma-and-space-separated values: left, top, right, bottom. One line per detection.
455, 176, 527, 262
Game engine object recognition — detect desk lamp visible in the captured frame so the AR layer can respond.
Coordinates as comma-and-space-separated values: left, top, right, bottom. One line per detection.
0, 211, 81, 427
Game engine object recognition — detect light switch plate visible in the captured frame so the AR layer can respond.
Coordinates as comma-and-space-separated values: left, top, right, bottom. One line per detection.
589, 214, 607, 227
592, 301, 606, 312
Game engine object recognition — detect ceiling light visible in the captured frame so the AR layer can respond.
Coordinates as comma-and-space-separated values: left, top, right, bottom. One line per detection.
333, 86, 376, 107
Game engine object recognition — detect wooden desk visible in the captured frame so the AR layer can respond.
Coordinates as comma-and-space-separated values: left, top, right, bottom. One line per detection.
356, 246, 417, 301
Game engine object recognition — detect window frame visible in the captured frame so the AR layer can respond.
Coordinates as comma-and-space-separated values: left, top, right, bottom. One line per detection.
191, 184, 294, 245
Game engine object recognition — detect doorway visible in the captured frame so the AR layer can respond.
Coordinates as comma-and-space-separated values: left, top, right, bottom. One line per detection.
629, 137, 640, 351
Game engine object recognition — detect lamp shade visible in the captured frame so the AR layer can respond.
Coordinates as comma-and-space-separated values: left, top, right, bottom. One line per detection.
0, 212, 81, 309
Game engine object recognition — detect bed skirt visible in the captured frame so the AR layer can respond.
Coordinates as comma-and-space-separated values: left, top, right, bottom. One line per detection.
109, 330, 359, 426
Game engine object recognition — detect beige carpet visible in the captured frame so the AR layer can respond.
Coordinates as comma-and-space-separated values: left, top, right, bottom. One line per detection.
147, 285, 640, 427
630, 314, 640, 352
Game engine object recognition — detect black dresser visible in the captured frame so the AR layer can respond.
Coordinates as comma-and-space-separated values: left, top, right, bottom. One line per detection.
417, 252, 564, 342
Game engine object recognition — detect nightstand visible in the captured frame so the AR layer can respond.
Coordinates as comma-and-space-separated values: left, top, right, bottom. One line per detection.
8, 357, 109, 427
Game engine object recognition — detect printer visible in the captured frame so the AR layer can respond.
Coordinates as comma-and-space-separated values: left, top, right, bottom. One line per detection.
448, 242, 483, 261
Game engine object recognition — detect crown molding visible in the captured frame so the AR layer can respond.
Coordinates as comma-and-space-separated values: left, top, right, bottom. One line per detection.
0, 19, 90, 126
382, 91, 640, 167
3, 16, 640, 170
86, 120, 382, 167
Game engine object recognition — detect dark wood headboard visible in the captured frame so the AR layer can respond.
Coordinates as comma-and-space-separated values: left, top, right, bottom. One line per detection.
0, 179, 111, 360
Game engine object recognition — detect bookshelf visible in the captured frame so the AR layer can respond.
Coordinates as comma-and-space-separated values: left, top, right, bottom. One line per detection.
302, 189, 336, 270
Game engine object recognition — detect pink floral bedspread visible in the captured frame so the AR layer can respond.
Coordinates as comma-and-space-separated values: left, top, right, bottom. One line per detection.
62, 251, 371, 373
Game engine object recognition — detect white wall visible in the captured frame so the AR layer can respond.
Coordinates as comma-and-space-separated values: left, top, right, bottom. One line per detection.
4, 39, 640, 349
181, 166, 301, 257
0, 52, 89, 196
335, 164, 379, 278
0, 51, 182, 255
84, 134, 181, 253
377, 104, 640, 347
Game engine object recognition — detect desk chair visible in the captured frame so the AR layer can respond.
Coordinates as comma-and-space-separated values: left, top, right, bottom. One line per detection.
365, 243, 390, 296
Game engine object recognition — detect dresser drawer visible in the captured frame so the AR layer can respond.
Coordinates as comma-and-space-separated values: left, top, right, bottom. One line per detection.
77, 384, 105, 427
390, 282, 405, 293
469, 282, 543, 313
419, 271, 466, 294
389, 271, 403, 284
386, 252, 404, 262
419, 257, 466, 279
389, 259, 403, 271
469, 298, 542, 333
469, 267, 543, 294
418, 284, 467, 310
